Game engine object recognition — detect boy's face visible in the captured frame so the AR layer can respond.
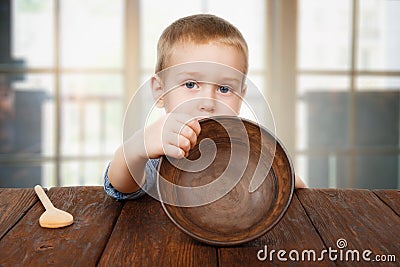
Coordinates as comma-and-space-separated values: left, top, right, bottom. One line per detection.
152, 43, 247, 118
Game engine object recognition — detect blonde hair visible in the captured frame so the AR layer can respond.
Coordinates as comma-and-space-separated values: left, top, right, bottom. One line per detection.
155, 14, 248, 74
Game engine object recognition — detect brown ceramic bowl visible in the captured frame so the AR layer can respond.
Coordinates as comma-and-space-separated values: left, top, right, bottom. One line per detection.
157, 116, 294, 246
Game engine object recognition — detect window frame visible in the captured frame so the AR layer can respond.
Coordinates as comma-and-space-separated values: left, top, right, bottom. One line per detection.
293, 0, 400, 188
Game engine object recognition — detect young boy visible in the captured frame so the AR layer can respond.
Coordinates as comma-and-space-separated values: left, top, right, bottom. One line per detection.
104, 14, 306, 200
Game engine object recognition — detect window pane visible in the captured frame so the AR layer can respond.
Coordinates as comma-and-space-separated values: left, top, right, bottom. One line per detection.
1, 0, 54, 68
355, 155, 398, 189
357, 76, 400, 90
61, 159, 107, 186
297, 76, 350, 150
105, 102, 123, 154
61, 74, 123, 156
61, 161, 80, 186
296, 154, 349, 188
299, 91, 349, 150
355, 92, 399, 148
298, 0, 352, 70
295, 155, 309, 186
61, 0, 124, 68
41, 161, 56, 187
0, 161, 54, 188
140, 0, 202, 71
207, 0, 266, 70
358, 0, 400, 70
0, 73, 54, 157
298, 91, 399, 150
297, 75, 349, 95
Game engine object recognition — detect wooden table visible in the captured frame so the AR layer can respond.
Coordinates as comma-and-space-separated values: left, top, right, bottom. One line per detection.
0, 187, 398, 266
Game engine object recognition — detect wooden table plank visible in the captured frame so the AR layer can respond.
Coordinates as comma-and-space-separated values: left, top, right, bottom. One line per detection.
98, 195, 217, 267
218, 193, 336, 266
0, 188, 38, 240
297, 189, 400, 266
373, 190, 400, 217
0, 186, 123, 266
1, 187, 397, 266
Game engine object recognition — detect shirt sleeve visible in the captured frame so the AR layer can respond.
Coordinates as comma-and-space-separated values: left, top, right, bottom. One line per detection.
103, 159, 159, 201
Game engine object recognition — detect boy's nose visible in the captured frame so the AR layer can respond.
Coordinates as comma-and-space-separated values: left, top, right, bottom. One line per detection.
197, 84, 216, 114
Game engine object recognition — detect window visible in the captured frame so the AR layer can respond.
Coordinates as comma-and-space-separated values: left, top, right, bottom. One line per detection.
2, 0, 398, 189
1, 0, 267, 188
0, 0, 124, 187
297, 0, 400, 188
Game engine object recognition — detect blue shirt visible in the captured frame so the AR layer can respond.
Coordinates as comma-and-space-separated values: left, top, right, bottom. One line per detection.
103, 159, 159, 200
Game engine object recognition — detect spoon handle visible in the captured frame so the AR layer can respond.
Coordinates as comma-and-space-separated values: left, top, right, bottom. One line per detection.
34, 185, 55, 211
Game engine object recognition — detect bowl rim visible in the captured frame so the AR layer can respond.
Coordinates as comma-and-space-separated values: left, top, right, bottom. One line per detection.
157, 116, 295, 246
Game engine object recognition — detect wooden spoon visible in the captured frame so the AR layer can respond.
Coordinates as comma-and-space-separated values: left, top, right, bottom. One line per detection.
34, 185, 74, 228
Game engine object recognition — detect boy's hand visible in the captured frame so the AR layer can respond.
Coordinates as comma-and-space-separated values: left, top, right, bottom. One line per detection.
143, 113, 201, 159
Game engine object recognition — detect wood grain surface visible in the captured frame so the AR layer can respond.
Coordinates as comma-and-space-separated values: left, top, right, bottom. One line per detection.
218, 193, 336, 267
0, 188, 38, 240
98, 195, 217, 267
0, 187, 398, 266
374, 189, 400, 216
0, 186, 123, 266
297, 188, 400, 267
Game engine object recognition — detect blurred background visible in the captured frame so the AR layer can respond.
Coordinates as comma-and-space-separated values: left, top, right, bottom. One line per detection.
0, 0, 399, 189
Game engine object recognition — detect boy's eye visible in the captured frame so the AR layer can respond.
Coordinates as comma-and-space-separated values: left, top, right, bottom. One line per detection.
184, 81, 199, 89
218, 86, 231, 94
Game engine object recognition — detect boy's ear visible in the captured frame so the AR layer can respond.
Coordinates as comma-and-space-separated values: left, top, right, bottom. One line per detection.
151, 75, 164, 108
241, 84, 247, 98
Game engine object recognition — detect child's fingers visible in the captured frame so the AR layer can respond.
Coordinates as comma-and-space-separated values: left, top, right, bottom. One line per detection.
178, 124, 198, 148
163, 144, 185, 159
186, 119, 201, 136
176, 134, 192, 153
174, 114, 201, 136
163, 132, 192, 155
162, 113, 201, 156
